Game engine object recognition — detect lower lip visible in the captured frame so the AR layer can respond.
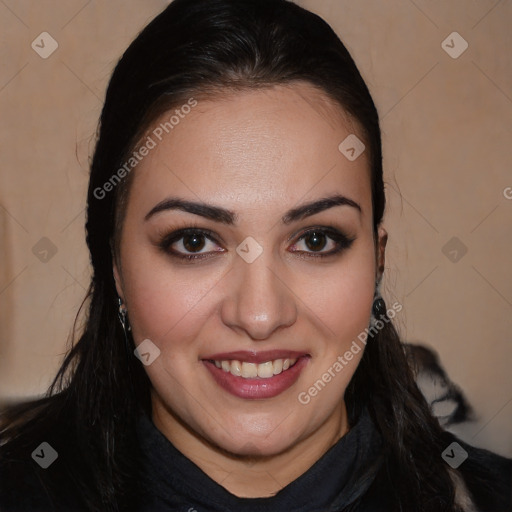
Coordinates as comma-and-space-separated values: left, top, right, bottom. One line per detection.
202, 356, 310, 399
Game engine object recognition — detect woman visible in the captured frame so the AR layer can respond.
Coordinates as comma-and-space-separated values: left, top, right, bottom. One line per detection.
1, 0, 510, 510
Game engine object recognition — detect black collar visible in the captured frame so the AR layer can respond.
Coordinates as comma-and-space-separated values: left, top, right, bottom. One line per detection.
135, 406, 384, 512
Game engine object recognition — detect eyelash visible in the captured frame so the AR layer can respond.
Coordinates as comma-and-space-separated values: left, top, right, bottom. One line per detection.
157, 223, 355, 262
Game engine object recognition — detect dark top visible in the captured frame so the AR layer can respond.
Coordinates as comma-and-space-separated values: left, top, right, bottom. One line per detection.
0, 405, 511, 511
134, 406, 384, 511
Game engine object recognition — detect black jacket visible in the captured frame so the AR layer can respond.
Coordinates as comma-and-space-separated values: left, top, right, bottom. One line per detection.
1, 406, 511, 511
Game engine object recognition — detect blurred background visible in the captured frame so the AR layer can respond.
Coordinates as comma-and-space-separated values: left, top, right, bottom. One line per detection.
0, 0, 511, 457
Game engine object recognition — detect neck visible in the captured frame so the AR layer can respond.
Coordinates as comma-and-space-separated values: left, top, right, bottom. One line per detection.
151, 398, 349, 498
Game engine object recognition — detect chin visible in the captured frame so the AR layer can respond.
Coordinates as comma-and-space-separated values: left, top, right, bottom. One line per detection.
216, 434, 296, 459
205, 415, 308, 458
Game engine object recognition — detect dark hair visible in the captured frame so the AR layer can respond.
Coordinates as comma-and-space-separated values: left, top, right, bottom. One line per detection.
0, 1, 497, 510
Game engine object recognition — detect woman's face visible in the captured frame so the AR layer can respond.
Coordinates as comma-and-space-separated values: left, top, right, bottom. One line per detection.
114, 83, 386, 456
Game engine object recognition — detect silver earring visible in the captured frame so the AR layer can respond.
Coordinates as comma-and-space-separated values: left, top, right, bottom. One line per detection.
118, 297, 131, 333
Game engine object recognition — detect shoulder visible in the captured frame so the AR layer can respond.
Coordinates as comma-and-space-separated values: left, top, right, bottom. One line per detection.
0, 396, 146, 512
0, 437, 88, 512
455, 437, 512, 512
356, 436, 512, 512
0, 400, 88, 511
0, 453, 56, 511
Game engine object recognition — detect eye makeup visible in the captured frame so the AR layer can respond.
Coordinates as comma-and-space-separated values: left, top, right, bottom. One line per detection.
154, 222, 356, 263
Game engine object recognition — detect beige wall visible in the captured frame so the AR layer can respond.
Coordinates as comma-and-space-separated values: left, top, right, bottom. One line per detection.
1, 0, 511, 457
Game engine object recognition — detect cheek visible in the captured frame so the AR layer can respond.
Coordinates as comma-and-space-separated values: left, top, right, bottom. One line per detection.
120, 247, 222, 346
293, 247, 376, 343
305, 277, 372, 337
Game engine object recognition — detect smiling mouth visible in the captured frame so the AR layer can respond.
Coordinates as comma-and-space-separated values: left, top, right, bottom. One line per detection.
202, 354, 311, 399
207, 357, 300, 379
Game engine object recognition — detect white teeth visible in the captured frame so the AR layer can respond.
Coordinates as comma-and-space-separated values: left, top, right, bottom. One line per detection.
241, 361, 258, 378
257, 361, 274, 378
211, 357, 299, 379
231, 360, 242, 376
273, 359, 283, 375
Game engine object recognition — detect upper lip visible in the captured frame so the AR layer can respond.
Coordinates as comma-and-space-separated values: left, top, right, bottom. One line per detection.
202, 350, 309, 364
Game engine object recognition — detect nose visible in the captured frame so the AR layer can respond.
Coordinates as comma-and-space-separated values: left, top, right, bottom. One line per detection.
221, 250, 297, 340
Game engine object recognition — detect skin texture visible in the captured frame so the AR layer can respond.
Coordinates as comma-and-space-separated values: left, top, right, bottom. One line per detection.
114, 82, 387, 498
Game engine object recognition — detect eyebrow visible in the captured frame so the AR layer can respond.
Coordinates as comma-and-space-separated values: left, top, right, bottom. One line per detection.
144, 193, 361, 225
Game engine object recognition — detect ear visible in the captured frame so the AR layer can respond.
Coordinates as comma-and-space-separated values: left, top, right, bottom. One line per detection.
375, 226, 388, 284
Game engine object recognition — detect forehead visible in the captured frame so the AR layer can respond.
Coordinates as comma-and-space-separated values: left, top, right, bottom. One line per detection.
128, 83, 372, 220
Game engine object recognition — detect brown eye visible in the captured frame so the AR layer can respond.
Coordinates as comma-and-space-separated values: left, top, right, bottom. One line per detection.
182, 232, 207, 252
290, 227, 355, 258
158, 228, 224, 261
303, 231, 327, 252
